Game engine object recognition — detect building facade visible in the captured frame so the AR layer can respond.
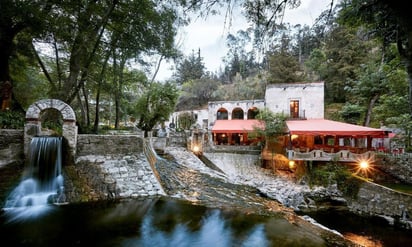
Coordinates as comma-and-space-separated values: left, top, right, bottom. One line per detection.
264, 82, 324, 119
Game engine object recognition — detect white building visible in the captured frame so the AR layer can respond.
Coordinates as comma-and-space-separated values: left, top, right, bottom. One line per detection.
168, 81, 325, 131
264, 82, 324, 119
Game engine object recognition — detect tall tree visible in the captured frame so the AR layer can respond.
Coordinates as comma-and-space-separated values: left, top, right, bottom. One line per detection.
174, 49, 205, 85
1, 0, 185, 115
136, 82, 178, 137
339, 0, 412, 115
176, 77, 220, 110
0, 0, 51, 110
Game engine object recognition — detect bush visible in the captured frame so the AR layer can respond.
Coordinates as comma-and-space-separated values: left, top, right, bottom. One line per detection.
307, 161, 361, 198
0, 110, 25, 129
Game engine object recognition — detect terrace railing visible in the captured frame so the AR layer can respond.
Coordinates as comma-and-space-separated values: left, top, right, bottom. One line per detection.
286, 149, 376, 162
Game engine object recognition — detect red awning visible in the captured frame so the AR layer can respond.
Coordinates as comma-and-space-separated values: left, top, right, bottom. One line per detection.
286, 119, 387, 137
212, 119, 264, 133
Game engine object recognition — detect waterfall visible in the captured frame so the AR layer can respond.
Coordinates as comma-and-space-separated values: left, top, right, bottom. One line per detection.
3, 136, 65, 220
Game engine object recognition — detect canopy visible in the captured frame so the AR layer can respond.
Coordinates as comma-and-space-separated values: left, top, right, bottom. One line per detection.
212, 119, 264, 134
286, 119, 387, 137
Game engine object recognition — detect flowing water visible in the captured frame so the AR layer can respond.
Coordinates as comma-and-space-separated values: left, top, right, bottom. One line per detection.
3, 136, 65, 221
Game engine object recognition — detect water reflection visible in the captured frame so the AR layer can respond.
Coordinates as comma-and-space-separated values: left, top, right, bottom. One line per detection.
300, 208, 412, 247
1, 197, 327, 247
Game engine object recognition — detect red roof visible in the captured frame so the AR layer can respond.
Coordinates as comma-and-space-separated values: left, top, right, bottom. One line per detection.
212, 119, 264, 133
211, 119, 387, 137
286, 119, 387, 137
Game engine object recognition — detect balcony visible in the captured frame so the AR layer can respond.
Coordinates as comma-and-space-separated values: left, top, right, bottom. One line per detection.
286, 148, 376, 163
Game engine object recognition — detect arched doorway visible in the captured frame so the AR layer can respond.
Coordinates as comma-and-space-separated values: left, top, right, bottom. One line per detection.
217, 108, 228, 120
24, 99, 77, 158
247, 107, 259, 119
232, 107, 244, 120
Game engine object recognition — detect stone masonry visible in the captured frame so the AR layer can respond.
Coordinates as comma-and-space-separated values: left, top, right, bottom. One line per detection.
69, 134, 165, 202
0, 129, 24, 168
24, 99, 77, 158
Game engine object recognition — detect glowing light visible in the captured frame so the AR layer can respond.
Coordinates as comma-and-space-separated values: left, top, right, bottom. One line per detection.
289, 161, 295, 169
359, 160, 369, 169
291, 134, 298, 140
354, 158, 375, 180
193, 145, 200, 153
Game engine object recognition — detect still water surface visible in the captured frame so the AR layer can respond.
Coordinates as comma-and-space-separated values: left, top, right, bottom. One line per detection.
2, 197, 412, 247
301, 208, 412, 247
1, 197, 328, 247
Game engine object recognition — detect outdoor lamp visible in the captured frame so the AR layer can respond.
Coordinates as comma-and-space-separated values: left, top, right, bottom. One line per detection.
359, 160, 369, 170
289, 160, 296, 169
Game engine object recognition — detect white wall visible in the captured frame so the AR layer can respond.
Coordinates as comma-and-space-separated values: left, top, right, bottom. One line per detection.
264, 82, 324, 119
208, 100, 265, 128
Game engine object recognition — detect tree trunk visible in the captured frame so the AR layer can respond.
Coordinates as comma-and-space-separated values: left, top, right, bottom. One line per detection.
93, 52, 111, 133
0, 28, 16, 110
364, 94, 379, 127
81, 82, 90, 127
76, 92, 86, 127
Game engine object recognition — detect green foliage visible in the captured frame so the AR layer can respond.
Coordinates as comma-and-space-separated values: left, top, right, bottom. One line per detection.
268, 51, 305, 84
174, 49, 205, 85
339, 103, 364, 124
176, 77, 220, 111
307, 162, 361, 198
136, 82, 178, 135
321, 26, 373, 103
213, 72, 267, 101
0, 111, 25, 129
177, 112, 196, 130
255, 108, 287, 142
386, 114, 412, 150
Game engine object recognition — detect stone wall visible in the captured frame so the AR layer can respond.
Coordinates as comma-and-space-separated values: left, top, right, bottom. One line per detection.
24, 99, 77, 158
67, 134, 164, 202
377, 154, 412, 184
347, 181, 412, 228
0, 129, 24, 167
76, 134, 143, 156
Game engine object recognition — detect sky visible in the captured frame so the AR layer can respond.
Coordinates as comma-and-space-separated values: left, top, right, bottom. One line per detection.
156, 0, 334, 81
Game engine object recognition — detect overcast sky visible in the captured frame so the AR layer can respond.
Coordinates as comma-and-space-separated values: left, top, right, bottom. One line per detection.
156, 0, 333, 81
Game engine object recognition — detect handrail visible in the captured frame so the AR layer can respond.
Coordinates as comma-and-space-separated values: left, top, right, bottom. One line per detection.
285, 149, 376, 162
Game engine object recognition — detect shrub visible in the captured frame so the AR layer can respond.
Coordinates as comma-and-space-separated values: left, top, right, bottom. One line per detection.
0, 110, 24, 129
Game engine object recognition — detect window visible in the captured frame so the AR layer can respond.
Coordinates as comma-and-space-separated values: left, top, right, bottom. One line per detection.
247, 107, 259, 119
217, 108, 228, 120
290, 100, 299, 118
232, 108, 244, 119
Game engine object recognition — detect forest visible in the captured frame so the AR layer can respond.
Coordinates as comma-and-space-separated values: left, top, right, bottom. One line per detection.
0, 0, 411, 149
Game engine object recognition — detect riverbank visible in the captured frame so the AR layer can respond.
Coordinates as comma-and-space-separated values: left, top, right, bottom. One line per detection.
159, 146, 358, 246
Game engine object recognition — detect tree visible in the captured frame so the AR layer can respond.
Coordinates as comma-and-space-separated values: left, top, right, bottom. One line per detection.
339, 0, 412, 115
222, 30, 260, 82
176, 77, 220, 110
1, 1, 185, 119
254, 108, 288, 171
0, 0, 51, 110
174, 49, 205, 85
255, 108, 287, 141
136, 82, 178, 137
268, 50, 305, 84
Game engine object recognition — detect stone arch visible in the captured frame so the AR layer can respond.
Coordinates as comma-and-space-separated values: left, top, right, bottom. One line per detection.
247, 107, 259, 119
24, 99, 77, 159
217, 108, 228, 120
232, 107, 244, 119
